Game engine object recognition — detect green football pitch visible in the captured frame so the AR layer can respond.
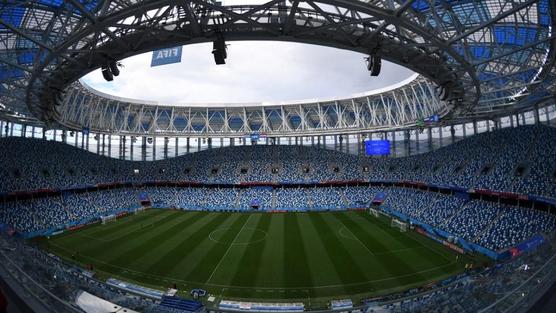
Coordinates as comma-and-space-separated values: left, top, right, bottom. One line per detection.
38, 209, 476, 307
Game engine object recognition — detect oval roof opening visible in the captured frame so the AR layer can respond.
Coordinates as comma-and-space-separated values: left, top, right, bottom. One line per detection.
82, 41, 415, 105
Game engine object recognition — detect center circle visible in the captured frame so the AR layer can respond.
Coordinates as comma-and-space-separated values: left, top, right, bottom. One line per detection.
209, 227, 267, 245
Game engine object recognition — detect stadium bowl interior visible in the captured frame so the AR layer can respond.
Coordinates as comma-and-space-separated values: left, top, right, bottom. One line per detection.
1, 1, 556, 313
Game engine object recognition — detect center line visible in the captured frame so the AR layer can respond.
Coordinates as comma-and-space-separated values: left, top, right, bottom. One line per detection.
206, 214, 252, 283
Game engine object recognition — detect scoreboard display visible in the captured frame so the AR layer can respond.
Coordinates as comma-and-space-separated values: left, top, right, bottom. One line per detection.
365, 139, 390, 156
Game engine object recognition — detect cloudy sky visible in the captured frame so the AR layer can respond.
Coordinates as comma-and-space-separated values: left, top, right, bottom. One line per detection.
83, 41, 414, 104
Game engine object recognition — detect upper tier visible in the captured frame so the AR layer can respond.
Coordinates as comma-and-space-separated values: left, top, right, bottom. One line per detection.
0, 125, 555, 199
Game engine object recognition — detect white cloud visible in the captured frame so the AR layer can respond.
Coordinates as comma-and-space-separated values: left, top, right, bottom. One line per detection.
82, 41, 414, 104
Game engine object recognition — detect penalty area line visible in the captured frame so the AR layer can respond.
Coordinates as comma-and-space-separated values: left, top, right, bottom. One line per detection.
336, 223, 375, 256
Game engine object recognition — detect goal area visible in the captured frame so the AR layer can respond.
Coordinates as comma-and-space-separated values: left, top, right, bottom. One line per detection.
391, 218, 407, 232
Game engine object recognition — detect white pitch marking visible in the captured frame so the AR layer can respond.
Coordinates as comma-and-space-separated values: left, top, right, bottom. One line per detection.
336, 223, 375, 256
206, 214, 253, 283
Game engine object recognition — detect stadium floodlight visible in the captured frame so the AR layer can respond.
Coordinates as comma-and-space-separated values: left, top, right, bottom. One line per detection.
101, 60, 122, 81
370, 56, 381, 76
212, 35, 227, 65
436, 83, 453, 101
438, 86, 446, 100
365, 55, 381, 76
109, 61, 120, 76
101, 64, 113, 81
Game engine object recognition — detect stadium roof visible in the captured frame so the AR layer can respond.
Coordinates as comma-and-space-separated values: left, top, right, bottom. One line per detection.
0, 0, 555, 136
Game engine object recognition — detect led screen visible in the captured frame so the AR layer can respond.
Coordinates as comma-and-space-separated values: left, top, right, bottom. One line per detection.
365, 140, 390, 156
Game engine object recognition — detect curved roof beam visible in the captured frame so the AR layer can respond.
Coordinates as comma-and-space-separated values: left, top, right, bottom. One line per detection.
0, 0, 553, 131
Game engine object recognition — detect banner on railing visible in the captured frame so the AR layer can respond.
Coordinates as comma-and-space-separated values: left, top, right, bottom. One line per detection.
509, 234, 545, 258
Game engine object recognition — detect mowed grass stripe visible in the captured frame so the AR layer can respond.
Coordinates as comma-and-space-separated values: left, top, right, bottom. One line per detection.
334, 212, 428, 278
227, 213, 270, 287
345, 212, 461, 287
295, 213, 344, 289
207, 215, 254, 283
85, 209, 165, 239
53, 209, 165, 246
353, 212, 435, 254
344, 212, 418, 252
254, 213, 286, 288
81, 210, 183, 259
180, 214, 250, 283
203, 214, 259, 285
53, 210, 175, 256
106, 211, 203, 267
283, 213, 313, 297
51, 211, 185, 275
98, 210, 177, 242
354, 211, 449, 274
135, 212, 217, 272
308, 212, 370, 295
148, 213, 239, 283
40, 210, 472, 302
351, 212, 454, 268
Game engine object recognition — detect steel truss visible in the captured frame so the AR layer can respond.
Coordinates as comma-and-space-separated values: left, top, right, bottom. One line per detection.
58, 75, 446, 136
0, 0, 554, 136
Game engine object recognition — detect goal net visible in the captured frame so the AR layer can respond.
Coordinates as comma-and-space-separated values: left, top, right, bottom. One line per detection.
100, 214, 116, 225
391, 218, 407, 232
369, 208, 380, 217
133, 207, 146, 215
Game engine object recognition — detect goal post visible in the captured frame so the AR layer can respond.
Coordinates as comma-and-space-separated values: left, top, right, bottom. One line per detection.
133, 207, 146, 215
391, 218, 407, 232
369, 208, 380, 217
100, 214, 116, 225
